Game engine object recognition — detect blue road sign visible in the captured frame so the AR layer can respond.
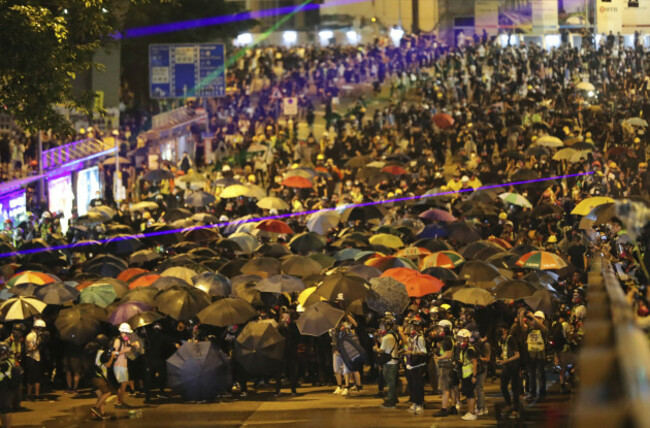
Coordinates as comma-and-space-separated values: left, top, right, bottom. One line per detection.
149, 43, 226, 99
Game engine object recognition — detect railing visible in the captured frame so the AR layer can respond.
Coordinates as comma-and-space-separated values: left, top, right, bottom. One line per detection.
41, 137, 117, 172
572, 255, 650, 428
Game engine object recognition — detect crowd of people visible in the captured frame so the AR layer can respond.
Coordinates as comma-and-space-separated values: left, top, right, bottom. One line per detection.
0, 28, 649, 427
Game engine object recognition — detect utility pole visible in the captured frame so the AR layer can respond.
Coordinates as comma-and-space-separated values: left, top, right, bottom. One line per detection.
412, 0, 419, 32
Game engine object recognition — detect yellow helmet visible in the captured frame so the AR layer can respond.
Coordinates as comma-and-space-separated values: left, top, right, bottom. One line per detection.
317, 154, 325, 160
608, 161, 618, 169
547, 235, 557, 243
290, 163, 299, 170
498, 212, 508, 220
634, 137, 641, 143
528, 230, 536, 240
247, 174, 256, 184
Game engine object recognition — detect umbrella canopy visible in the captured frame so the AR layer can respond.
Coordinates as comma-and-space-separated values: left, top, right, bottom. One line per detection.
499, 192, 533, 208
459, 260, 502, 283
143, 168, 174, 182
33, 282, 79, 305
492, 279, 538, 300
131, 201, 159, 212
624, 117, 648, 127
220, 184, 251, 199
419, 208, 457, 222
395, 247, 432, 259
552, 148, 589, 163
121, 287, 159, 305
365, 256, 416, 271
182, 227, 220, 243
575, 81, 595, 91
118, 268, 149, 282
167, 341, 232, 401
164, 208, 193, 223
129, 250, 161, 267
315, 273, 369, 308
129, 273, 160, 289
228, 233, 259, 254
6, 271, 57, 288
445, 221, 482, 244
281, 176, 312, 188
108, 301, 153, 325
79, 283, 118, 307
342, 264, 383, 281
281, 255, 323, 278
341, 205, 386, 222
297, 302, 345, 336
381, 268, 444, 297
571, 196, 615, 216
523, 290, 558, 315
367, 277, 410, 315
307, 211, 340, 234
156, 287, 211, 320
193, 272, 231, 296
103, 235, 143, 256
128, 311, 163, 329
161, 266, 198, 283
256, 219, 293, 235
234, 321, 285, 376
55, 304, 104, 344
420, 251, 465, 269
256, 196, 290, 211
535, 135, 564, 148
0, 297, 46, 321
151, 276, 190, 291
289, 232, 327, 253
256, 274, 305, 294
197, 298, 258, 327
369, 233, 404, 249
516, 251, 568, 270
452, 287, 495, 306
432, 113, 454, 128
185, 191, 216, 207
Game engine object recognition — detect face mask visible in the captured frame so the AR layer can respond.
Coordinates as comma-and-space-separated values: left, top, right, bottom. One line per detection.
460, 341, 468, 349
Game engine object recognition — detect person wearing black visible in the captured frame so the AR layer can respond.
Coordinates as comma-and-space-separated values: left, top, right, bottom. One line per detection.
275, 311, 300, 396
142, 323, 175, 403
0, 343, 14, 428
497, 324, 521, 419
90, 334, 116, 420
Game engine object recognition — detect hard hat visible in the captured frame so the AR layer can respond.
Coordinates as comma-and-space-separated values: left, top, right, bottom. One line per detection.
79, 128, 86, 134
33, 319, 46, 328
457, 329, 471, 339
247, 174, 256, 183
290, 163, 299, 170
499, 212, 508, 220
547, 235, 557, 243
586, 132, 592, 138
608, 161, 617, 169
440, 303, 451, 311
533, 310, 546, 320
528, 230, 536, 240
438, 319, 452, 329
118, 323, 133, 333
317, 153, 325, 160
143, 211, 151, 220
634, 137, 641, 143
222, 165, 231, 172
461, 176, 470, 183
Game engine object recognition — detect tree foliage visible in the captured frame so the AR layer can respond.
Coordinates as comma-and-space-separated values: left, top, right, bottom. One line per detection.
0, 0, 135, 135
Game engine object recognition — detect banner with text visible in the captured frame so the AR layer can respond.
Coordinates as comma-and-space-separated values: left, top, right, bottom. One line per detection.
475, 0, 500, 36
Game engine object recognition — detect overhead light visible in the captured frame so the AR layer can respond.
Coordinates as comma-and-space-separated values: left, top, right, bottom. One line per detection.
319, 30, 333, 40
235, 33, 253, 46
283, 31, 297, 45
346, 30, 359, 44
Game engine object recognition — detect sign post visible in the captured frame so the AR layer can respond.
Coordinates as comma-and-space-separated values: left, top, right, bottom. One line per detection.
283, 97, 298, 116
149, 43, 226, 99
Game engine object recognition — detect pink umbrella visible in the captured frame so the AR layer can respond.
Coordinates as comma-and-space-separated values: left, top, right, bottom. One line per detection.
108, 301, 153, 326
419, 208, 457, 222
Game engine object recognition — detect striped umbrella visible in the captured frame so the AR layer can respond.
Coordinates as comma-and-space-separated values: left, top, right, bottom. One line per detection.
420, 251, 465, 270
516, 251, 568, 270
395, 247, 432, 259
499, 192, 533, 208
6, 271, 57, 288
0, 297, 47, 321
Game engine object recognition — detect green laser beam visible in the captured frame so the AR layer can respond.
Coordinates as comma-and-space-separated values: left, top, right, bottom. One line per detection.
188, 0, 314, 97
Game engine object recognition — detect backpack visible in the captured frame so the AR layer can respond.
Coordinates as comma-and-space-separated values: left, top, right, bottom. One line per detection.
549, 321, 566, 352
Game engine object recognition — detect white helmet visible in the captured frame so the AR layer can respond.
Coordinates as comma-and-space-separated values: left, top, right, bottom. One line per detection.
33, 319, 46, 328
457, 328, 471, 339
118, 323, 133, 333
438, 319, 452, 329
533, 311, 546, 320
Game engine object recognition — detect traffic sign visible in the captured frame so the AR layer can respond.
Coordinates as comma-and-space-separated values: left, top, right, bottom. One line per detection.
149, 43, 226, 99
283, 97, 298, 116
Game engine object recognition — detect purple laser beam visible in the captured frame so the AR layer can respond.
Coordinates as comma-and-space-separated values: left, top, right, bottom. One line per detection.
1, 171, 593, 259
114, 0, 368, 39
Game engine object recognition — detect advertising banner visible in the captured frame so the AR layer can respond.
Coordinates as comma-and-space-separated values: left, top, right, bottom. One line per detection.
475, 1, 500, 36
622, 0, 650, 33
559, 0, 589, 28
597, 0, 623, 34
0, 191, 26, 225
48, 175, 74, 234
499, 0, 533, 33
76, 166, 101, 216
532, 0, 559, 33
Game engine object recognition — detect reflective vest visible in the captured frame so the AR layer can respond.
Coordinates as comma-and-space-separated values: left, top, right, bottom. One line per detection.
527, 329, 545, 353
0, 364, 11, 382
460, 346, 475, 379
500, 335, 511, 361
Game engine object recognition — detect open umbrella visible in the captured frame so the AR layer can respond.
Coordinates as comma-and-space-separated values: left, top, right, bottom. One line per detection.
281, 176, 312, 188
0, 297, 46, 321
523, 290, 558, 315
451, 287, 496, 306
624, 117, 648, 127
445, 221, 481, 244
382, 268, 443, 297
129, 250, 161, 267
33, 282, 79, 305
156, 287, 210, 320
289, 232, 327, 253
419, 208, 457, 222
167, 341, 232, 401
128, 311, 163, 329
129, 273, 160, 289
571, 196, 615, 216
395, 247, 432, 259
121, 287, 159, 305
492, 279, 538, 300
185, 191, 216, 207
297, 302, 345, 336
256, 274, 305, 294
108, 301, 153, 326
220, 184, 251, 199
256, 197, 290, 211
131, 201, 159, 212
516, 251, 567, 270
228, 233, 259, 255
281, 255, 323, 278
197, 298, 257, 327
234, 321, 285, 377
256, 219, 293, 235
241, 257, 281, 276
143, 168, 174, 182
369, 233, 404, 249
193, 272, 231, 296
164, 208, 193, 223
306, 210, 340, 234
161, 266, 198, 283
80, 283, 118, 307
575, 81, 595, 91
103, 235, 143, 256
460, 260, 502, 283
367, 277, 410, 314
55, 304, 104, 344
6, 271, 57, 288
365, 256, 416, 271
420, 251, 465, 269
432, 113, 454, 129
499, 192, 533, 208
341, 205, 386, 222
315, 273, 368, 308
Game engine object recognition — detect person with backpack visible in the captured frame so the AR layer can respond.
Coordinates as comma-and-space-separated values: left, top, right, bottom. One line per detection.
91, 334, 116, 420
113, 323, 139, 408
402, 316, 427, 415
373, 315, 399, 408
550, 312, 571, 394
525, 311, 548, 401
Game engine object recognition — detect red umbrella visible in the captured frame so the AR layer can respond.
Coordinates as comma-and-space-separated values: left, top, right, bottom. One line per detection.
432, 113, 455, 129
129, 274, 160, 289
382, 165, 408, 176
117, 268, 148, 282
381, 268, 444, 297
256, 219, 294, 235
281, 176, 312, 188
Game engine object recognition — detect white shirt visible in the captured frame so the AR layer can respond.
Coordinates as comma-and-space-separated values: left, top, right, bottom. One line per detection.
380, 333, 399, 365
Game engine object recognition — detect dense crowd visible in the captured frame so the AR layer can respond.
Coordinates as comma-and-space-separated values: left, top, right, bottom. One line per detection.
0, 29, 649, 427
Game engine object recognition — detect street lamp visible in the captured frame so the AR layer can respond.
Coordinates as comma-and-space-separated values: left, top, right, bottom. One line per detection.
346, 30, 359, 45
319, 30, 333, 46
283, 31, 298, 46
235, 33, 253, 46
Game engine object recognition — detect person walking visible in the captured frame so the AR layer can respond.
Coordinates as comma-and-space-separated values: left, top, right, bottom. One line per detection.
526, 311, 548, 401
25, 320, 47, 400
90, 334, 116, 420
474, 331, 491, 416
113, 323, 138, 408
403, 317, 427, 415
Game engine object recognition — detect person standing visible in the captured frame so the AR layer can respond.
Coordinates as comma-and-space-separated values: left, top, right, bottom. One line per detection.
374, 316, 399, 408
0, 343, 14, 428
113, 323, 137, 408
90, 334, 116, 420
25, 320, 46, 400
403, 317, 427, 415
497, 324, 521, 419
457, 329, 478, 421
526, 311, 548, 401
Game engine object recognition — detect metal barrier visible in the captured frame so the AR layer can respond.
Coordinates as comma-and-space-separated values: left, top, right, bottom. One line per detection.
573, 255, 650, 428
41, 137, 116, 172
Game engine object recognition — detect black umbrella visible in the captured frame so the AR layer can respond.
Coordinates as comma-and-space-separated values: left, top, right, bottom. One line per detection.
83, 254, 128, 271
289, 232, 327, 253
413, 239, 453, 252
341, 265, 382, 281
103, 235, 144, 256
151, 276, 190, 291
86, 261, 124, 278
197, 298, 257, 327
459, 260, 502, 284
128, 310, 163, 329
281, 255, 323, 278
367, 277, 410, 314
234, 321, 285, 377
143, 168, 174, 182
445, 221, 482, 244
530, 203, 563, 219
192, 272, 231, 296
121, 288, 159, 305
129, 249, 162, 266
341, 205, 386, 222
182, 227, 220, 244
185, 191, 216, 207
256, 274, 305, 294
143, 224, 181, 246
241, 257, 281, 276
55, 305, 103, 345
164, 208, 193, 223
314, 273, 369, 308
33, 282, 79, 305
492, 279, 538, 300
255, 243, 292, 258
421, 267, 459, 282
460, 241, 502, 260
297, 301, 345, 336
167, 341, 232, 401
106, 223, 135, 236
218, 258, 250, 278
156, 287, 210, 320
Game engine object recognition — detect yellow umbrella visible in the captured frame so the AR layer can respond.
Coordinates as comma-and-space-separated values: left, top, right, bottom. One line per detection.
535, 135, 564, 148
297, 286, 325, 307
368, 233, 404, 249
571, 197, 615, 216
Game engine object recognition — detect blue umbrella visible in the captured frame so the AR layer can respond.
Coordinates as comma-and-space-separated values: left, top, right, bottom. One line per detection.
417, 224, 448, 239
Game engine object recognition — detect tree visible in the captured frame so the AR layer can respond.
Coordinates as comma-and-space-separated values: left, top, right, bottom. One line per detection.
0, 0, 142, 135
120, 0, 255, 111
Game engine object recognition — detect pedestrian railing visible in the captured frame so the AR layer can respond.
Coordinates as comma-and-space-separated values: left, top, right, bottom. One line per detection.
41, 137, 117, 171
572, 255, 650, 428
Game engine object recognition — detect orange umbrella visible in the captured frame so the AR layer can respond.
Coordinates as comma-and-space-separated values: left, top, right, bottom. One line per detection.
382, 165, 408, 176
432, 113, 454, 129
129, 274, 160, 289
256, 219, 294, 234
6, 271, 56, 288
117, 268, 148, 282
487, 236, 513, 250
395, 247, 432, 259
75, 280, 95, 291
381, 268, 444, 297
281, 176, 312, 188
420, 251, 465, 269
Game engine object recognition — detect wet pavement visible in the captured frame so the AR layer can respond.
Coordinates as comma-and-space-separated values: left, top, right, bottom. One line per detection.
12, 378, 571, 427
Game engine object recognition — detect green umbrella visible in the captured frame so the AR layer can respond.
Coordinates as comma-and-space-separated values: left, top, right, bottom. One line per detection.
80, 283, 118, 308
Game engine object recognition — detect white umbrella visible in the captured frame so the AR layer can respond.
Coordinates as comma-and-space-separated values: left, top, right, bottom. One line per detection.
535, 135, 564, 148
228, 232, 259, 254
307, 211, 341, 234
0, 297, 47, 321
256, 197, 290, 211
575, 81, 595, 91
